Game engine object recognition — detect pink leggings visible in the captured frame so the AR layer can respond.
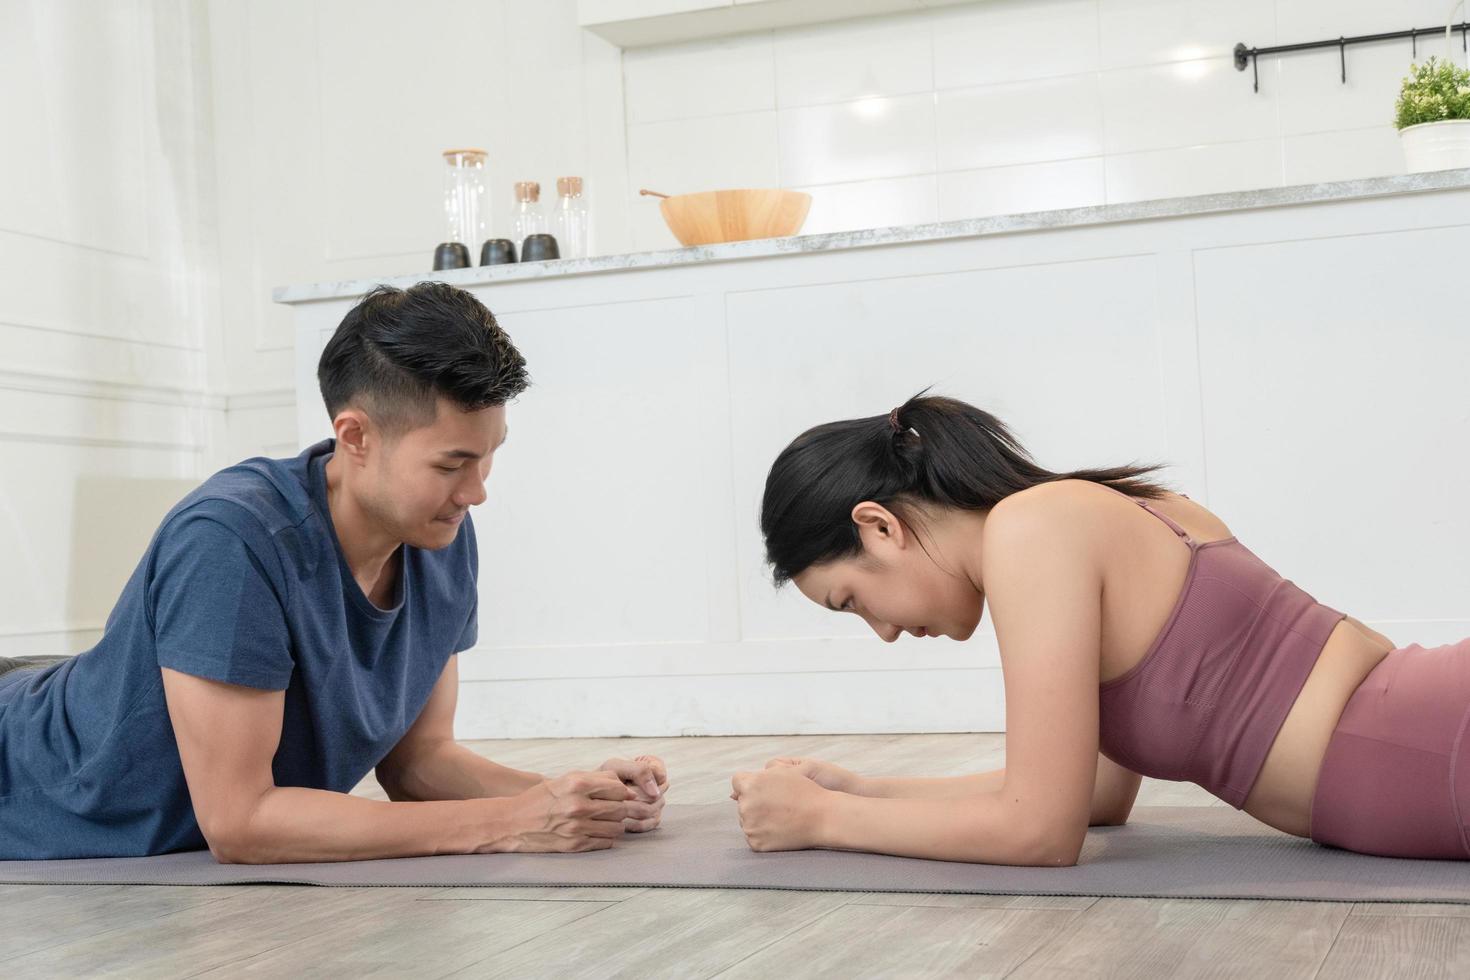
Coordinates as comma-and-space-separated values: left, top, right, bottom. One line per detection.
1310, 638, 1470, 860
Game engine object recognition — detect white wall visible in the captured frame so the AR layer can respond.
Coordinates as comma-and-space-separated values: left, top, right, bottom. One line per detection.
2, 0, 629, 652
206, 0, 632, 445
621, 0, 1470, 247
0, 0, 223, 656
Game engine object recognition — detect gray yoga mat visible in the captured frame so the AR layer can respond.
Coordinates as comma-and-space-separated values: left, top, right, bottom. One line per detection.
3, 804, 1467, 902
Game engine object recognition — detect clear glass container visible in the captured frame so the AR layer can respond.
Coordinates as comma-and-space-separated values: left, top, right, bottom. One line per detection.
551, 176, 591, 259
442, 149, 489, 246
511, 181, 547, 244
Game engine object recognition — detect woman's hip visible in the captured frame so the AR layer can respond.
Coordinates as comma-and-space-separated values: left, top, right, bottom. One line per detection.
1309, 638, 1470, 860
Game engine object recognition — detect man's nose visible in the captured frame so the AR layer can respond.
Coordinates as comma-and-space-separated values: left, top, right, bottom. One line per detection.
456, 474, 487, 507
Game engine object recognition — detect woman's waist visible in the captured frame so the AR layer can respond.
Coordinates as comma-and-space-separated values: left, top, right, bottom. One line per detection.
1243, 616, 1394, 833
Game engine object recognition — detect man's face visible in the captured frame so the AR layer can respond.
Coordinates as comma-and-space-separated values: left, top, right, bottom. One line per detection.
359, 398, 507, 550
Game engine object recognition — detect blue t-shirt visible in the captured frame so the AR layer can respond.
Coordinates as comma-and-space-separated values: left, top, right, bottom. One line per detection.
0, 440, 477, 859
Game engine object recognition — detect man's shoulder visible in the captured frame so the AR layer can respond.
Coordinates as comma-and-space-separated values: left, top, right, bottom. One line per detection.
150, 447, 328, 583
170, 448, 320, 538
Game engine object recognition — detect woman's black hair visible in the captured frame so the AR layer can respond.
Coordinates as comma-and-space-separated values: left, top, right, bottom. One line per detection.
760, 390, 1174, 585
317, 282, 530, 433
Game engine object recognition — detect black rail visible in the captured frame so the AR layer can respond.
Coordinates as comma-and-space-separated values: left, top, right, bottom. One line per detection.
1234, 23, 1469, 92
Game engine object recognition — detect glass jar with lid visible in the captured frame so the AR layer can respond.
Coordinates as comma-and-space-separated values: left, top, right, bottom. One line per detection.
442, 148, 489, 247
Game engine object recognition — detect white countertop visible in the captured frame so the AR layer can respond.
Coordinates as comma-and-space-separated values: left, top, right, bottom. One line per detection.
274, 169, 1470, 305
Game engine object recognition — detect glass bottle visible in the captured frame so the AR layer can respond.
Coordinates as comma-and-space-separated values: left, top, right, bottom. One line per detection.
511, 181, 547, 244
551, 176, 591, 259
441, 149, 489, 247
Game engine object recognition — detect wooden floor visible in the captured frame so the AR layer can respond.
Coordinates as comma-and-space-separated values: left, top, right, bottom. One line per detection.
6, 733, 1468, 978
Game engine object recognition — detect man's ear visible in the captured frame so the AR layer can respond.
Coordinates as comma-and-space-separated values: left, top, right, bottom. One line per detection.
851, 501, 908, 550
332, 409, 371, 463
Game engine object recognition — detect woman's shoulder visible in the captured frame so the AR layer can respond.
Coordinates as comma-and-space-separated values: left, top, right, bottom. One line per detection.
983, 481, 1114, 568
991, 479, 1232, 546
990, 478, 1135, 524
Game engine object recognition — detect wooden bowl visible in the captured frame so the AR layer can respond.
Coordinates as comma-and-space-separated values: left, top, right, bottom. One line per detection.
658, 189, 812, 246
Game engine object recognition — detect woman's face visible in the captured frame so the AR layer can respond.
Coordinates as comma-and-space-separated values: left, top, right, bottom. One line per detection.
791, 504, 986, 642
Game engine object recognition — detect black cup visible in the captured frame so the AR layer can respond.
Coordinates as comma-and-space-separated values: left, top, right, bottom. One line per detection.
479, 238, 518, 265
520, 233, 560, 262
432, 242, 471, 270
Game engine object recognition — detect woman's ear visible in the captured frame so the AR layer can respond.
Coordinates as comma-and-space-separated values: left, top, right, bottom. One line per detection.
851, 501, 908, 550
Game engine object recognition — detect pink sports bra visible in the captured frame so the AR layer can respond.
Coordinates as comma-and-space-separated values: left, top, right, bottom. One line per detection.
1095, 485, 1345, 809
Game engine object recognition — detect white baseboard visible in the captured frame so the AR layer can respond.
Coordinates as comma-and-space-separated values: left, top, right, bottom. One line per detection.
451, 667, 1006, 739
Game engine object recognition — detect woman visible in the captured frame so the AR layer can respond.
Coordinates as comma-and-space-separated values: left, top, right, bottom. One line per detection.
730, 393, 1470, 865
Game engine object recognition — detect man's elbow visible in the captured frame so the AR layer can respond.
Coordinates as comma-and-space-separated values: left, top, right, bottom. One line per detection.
199, 795, 273, 864
204, 825, 258, 864
374, 766, 415, 802
376, 737, 451, 801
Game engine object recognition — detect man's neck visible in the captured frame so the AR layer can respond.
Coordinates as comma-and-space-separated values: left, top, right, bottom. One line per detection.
323, 453, 401, 604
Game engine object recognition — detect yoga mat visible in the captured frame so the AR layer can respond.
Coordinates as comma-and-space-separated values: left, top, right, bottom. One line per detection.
3, 805, 1467, 903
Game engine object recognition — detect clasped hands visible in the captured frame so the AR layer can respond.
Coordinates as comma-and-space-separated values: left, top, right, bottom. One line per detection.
505, 755, 667, 853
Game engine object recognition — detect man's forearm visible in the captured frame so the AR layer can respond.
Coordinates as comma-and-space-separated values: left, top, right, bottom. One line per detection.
216, 786, 516, 864
380, 739, 545, 802
820, 790, 1076, 867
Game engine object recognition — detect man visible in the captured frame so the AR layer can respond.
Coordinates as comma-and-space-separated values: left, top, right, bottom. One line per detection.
0, 283, 666, 862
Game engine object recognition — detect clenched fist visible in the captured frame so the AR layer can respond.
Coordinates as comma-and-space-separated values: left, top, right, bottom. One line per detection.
730, 765, 832, 852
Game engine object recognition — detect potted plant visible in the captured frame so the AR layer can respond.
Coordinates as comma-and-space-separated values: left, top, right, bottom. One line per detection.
1396, 56, 1470, 172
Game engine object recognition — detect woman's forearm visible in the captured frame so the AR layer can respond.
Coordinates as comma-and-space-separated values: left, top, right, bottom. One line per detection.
819, 789, 1077, 867
856, 767, 1006, 799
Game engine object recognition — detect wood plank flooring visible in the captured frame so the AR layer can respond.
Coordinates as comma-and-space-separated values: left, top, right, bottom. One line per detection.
6, 733, 1468, 978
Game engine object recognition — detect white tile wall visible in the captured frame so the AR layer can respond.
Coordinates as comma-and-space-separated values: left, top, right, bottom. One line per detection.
1282, 125, 1406, 184
938, 157, 1107, 219
776, 93, 938, 186
773, 12, 933, 107
1104, 138, 1284, 202
1097, 0, 1276, 69
1099, 57, 1280, 154
930, 0, 1101, 88
620, 0, 1461, 239
792, 173, 939, 234
624, 32, 775, 123
1274, 0, 1462, 43
936, 75, 1103, 170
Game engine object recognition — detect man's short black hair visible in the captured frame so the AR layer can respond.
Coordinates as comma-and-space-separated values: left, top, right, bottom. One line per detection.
317, 282, 530, 433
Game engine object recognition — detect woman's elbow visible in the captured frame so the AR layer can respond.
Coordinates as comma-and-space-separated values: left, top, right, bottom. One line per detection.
1031, 847, 1082, 868
1024, 824, 1087, 867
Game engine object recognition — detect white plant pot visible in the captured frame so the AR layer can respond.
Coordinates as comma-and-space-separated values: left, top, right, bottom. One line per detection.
1399, 119, 1470, 173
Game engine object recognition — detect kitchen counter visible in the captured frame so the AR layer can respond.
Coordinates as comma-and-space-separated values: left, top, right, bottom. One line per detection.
274, 169, 1470, 304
